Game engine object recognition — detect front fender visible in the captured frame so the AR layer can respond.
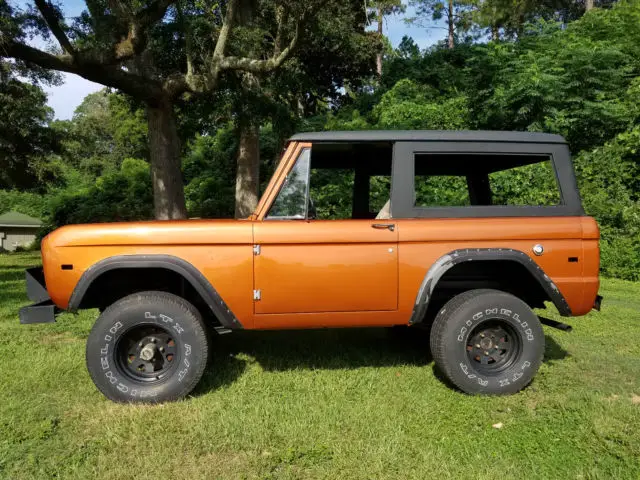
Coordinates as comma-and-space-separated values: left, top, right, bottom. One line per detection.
68, 254, 243, 329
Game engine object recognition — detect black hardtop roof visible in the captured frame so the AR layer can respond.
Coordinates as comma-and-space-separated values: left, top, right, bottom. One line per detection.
289, 130, 566, 144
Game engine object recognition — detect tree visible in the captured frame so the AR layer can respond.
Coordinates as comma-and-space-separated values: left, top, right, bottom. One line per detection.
226, 1, 378, 217
368, 0, 405, 75
473, 0, 619, 40
0, 62, 61, 190
0, 0, 329, 219
409, 0, 477, 49
58, 90, 148, 178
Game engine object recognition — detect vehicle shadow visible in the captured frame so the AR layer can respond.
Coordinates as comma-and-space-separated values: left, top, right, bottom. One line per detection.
194, 329, 570, 396
213, 327, 430, 373
543, 334, 570, 364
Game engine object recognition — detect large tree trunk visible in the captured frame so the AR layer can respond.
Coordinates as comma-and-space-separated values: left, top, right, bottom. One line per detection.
447, 0, 455, 49
234, 121, 260, 218
376, 6, 384, 76
147, 99, 187, 220
585, 0, 595, 11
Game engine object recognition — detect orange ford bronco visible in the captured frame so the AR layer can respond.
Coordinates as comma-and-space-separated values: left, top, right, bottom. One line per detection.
20, 131, 602, 402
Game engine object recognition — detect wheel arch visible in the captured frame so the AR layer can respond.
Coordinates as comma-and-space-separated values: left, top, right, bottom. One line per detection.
68, 255, 242, 329
409, 248, 571, 325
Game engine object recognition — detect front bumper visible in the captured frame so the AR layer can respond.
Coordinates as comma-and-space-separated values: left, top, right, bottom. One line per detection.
19, 267, 57, 324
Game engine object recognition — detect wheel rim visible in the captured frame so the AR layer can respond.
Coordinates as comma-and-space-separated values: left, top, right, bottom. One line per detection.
115, 324, 178, 382
466, 320, 522, 375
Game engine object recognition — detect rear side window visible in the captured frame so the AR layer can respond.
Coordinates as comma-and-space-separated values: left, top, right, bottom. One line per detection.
413, 153, 561, 207
489, 160, 560, 206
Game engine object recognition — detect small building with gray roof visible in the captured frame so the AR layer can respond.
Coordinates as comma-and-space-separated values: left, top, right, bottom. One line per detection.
0, 212, 42, 252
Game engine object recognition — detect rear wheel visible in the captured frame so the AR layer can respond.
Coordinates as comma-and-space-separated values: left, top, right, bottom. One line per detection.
430, 289, 544, 395
86, 291, 209, 403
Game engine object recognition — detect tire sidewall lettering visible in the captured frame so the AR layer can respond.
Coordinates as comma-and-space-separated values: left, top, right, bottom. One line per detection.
456, 306, 535, 343
448, 298, 543, 391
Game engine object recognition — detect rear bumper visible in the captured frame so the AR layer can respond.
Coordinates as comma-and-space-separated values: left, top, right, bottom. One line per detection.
593, 294, 603, 312
19, 267, 58, 324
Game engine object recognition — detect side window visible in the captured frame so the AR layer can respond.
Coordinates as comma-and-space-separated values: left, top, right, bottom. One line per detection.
489, 159, 560, 206
370, 175, 391, 214
267, 148, 311, 219
414, 175, 470, 207
310, 169, 354, 219
412, 153, 561, 208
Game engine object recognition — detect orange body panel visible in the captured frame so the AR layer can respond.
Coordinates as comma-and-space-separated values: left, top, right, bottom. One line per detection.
254, 220, 398, 316
42, 220, 255, 327
40, 141, 600, 330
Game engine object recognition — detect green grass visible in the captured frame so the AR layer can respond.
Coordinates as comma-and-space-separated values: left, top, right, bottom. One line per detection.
1, 252, 639, 479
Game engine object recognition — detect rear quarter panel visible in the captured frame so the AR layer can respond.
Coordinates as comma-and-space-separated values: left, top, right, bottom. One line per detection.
396, 216, 599, 319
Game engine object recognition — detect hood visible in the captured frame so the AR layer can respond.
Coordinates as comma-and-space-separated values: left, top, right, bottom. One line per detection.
45, 219, 253, 247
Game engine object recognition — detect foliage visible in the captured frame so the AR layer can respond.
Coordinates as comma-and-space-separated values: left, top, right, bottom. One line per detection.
0, 189, 49, 219
373, 79, 470, 129
0, 64, 62, 190
42, 158, 153, 233
183, 128, 237, 219
574, 125, 640, 280
57, 90, 149, 177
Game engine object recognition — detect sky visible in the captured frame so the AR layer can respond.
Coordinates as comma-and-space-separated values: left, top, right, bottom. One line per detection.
23, 2, 443, 120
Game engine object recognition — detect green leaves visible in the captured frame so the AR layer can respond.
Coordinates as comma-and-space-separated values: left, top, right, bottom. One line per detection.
373, 79, 469, 130
0, 66, 61, 191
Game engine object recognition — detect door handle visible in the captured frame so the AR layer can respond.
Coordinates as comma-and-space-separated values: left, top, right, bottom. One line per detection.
372, 223, 395, 231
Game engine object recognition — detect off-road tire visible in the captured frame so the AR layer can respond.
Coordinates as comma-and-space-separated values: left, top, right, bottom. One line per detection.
86, 291, 209, 403
430, 289, 544, 395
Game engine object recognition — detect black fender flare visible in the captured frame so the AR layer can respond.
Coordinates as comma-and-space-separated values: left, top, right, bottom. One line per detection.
409, 248, 572, 325
68, 254, 243, 329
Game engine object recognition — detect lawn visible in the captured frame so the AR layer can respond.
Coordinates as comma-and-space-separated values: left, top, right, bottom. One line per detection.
0, 252, 639, 479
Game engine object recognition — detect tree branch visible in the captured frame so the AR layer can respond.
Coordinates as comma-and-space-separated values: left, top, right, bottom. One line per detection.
111, 0, 177, 62
3, 40, 162, 101
136, 0, 176, 28
165, 1, 323, 98
212, 0, 238, 62
220, 17, 300, 73
33, 0, 75, 55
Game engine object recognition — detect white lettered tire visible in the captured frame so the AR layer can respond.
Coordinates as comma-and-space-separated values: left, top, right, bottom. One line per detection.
86, 291, 209, 403
430, 289, 545, 395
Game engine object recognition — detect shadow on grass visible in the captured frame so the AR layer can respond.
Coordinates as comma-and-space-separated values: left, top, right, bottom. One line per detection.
193, 328, 571, 396
214, 328, 429, 370
543, 334, 570, 364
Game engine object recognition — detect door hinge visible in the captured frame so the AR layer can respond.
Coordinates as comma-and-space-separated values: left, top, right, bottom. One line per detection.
253, 244, 261, 255
253, 289, 261, 301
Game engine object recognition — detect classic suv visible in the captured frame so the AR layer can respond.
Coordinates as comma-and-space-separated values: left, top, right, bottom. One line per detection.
20, 130, 602, 403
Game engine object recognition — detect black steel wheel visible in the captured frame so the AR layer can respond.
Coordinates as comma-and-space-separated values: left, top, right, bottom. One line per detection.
86, 291, 209, 403
465, 321, 522, 374
430, 289, 544, 395
116, 325, 179, 382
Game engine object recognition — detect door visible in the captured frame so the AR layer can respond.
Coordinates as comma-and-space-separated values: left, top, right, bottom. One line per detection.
253, 220, 398, 314
252, 145, 398, 315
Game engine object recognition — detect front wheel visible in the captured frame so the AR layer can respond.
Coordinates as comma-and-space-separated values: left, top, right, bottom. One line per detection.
430, 289, 544, 395
86, 291, 209, 403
